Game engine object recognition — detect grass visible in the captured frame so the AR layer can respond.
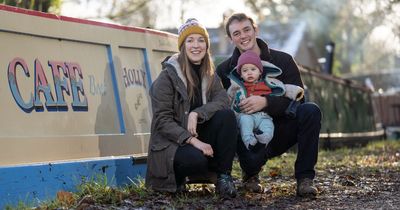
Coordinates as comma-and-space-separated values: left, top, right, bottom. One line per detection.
260, 139, 400, 178
6, 139, 400, 209
317, 140, 400, 169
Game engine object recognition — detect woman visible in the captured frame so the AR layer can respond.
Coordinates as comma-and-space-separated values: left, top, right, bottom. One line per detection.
145, 18, 238, 198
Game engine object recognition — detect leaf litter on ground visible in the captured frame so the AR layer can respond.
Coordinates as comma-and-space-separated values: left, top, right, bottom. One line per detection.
8, 139, 400, 209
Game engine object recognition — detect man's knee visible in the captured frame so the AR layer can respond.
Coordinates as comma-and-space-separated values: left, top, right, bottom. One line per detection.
298, 102, 322, 122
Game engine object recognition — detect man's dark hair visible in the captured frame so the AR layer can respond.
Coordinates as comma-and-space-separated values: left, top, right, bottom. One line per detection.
225, 13, 257, 38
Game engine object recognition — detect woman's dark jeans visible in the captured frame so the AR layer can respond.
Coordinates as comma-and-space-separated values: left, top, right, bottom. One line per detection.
174, 109, 238, 184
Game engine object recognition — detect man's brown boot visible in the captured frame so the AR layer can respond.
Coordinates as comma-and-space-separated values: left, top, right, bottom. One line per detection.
243, 175, 264, 193
297, 178, 318, 197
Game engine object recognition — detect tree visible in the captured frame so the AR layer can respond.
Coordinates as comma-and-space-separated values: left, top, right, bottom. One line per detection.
1, 0, 61, 13
102, 0, 153, 27
64, 0, 208, 29
244, 0, 400, 75
329, 0, 400, 75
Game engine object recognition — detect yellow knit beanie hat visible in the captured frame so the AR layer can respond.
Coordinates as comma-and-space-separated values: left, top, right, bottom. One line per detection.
178, 18, 209, 50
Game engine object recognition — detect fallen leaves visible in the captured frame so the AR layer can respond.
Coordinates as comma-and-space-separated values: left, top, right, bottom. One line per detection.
30, 140, 400, 209
56, 191, 75, 207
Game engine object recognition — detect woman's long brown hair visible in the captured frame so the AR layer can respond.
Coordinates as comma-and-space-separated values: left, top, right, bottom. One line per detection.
177, 42, 215, 102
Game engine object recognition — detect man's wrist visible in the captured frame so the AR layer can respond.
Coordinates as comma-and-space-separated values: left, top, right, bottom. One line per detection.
263, 95, 268, 108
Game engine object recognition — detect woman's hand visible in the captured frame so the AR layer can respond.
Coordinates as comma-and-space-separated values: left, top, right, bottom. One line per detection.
188, 137, 214, 157
187, 112, 199, 137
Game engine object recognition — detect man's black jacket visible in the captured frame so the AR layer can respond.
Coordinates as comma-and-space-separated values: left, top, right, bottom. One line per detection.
216, 38, 304, 118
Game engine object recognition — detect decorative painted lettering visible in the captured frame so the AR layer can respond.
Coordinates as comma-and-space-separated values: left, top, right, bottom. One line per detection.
122, 67, 146, 89
134, 93, 143, 110
7, 57, 88, 112
89, 75, 107, 96
65, 62, 88, 111
48, 60, 70, 110
8, 57, 34, 112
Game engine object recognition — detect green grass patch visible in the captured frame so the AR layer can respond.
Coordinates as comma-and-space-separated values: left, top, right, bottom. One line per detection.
7, 139, 399, 209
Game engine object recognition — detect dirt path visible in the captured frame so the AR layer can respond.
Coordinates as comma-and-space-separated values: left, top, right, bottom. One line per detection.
69, 140, 400, 209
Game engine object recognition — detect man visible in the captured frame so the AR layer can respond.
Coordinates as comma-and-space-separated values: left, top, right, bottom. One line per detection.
216, 13, 322, 197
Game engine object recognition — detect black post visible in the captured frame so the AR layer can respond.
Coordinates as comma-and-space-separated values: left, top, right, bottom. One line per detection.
324, 41, 335, 75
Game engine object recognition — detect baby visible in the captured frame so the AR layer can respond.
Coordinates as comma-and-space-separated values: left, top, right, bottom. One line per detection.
227, 50, 304, 150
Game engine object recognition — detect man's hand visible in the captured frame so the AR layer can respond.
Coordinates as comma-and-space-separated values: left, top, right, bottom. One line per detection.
188, 137, 214, 157
239, 95, 267, 114
187, 112, 198, 137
